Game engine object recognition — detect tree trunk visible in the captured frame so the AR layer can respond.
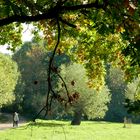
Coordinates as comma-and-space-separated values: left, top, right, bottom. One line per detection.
71, 110, 82, 125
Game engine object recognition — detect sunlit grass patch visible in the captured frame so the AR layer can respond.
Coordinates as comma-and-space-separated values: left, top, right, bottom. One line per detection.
0, 120, 140, 140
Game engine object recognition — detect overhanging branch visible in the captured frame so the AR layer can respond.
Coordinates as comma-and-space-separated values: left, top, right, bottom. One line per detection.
32, 17, 61, 121
0, 2, 105, 27
62, 2, 104, 11
0, 12, 53, 27
45, 17, 61, 115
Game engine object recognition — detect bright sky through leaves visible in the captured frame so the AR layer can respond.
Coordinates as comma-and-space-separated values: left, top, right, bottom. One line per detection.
0, 24, 33, 54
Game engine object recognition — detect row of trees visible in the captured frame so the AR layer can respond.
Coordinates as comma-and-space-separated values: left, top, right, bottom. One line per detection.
1, 40, 140, 124
11, 41, 111, 124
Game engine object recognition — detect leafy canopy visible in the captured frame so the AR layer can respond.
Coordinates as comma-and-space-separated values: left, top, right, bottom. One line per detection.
0, 0, 139, 77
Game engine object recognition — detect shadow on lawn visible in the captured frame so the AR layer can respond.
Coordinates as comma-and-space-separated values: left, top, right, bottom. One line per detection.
28, 122, 66, 128
15, 120, 68, 131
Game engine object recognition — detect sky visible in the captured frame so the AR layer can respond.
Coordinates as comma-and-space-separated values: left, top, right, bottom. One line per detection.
0, 24, 33, 54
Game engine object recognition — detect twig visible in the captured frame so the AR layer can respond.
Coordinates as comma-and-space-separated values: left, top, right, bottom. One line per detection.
45, 17, 61, 115
57, 73, 70, 99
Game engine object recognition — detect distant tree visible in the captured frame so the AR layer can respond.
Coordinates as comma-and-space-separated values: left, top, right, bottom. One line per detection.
0, 53, 19, 108
13, 41, 48, 114
55, 63, 110, 125
125, 77, 140, 115
13, 40, 70, 115
125, 77, 140, 101
105, 66, 127, 122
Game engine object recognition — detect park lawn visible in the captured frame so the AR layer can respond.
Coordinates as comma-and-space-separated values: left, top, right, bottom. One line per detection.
0, 120, 140, 140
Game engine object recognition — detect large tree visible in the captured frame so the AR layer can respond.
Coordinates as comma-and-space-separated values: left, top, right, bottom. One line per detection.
13, 41, 49, 114
125, 77, 140, 115
54, 63, 110, 125
0, 0, 140, 119
0, 53, 19, 108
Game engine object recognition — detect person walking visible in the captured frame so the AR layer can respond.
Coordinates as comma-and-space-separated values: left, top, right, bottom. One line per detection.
13, 112, 19, 127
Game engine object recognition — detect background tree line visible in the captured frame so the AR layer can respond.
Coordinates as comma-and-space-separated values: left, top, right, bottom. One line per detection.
1, 40, 140, 124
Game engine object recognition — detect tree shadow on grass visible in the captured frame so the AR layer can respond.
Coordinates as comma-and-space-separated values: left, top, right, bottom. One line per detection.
28, 121, 66, 128
16, 121, 67, 140
16, 121, 67, 132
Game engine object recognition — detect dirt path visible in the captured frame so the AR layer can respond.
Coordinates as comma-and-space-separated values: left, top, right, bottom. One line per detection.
0, 123, 13, 130
0, 122, 26, 131
0, 113, 27, 131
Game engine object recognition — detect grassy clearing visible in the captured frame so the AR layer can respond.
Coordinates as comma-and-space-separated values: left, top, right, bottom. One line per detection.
0, 120, 140, 140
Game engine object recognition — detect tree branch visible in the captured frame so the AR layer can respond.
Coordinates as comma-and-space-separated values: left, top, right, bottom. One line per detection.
44, 17, 61, 117
0, 2, 105, 27
62, 2, 104, 11
32, 17, 61, 121
57, 73, 70, 99
0, 12, 53, 27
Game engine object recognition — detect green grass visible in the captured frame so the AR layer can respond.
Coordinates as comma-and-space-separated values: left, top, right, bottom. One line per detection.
0, 120, 140, 140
